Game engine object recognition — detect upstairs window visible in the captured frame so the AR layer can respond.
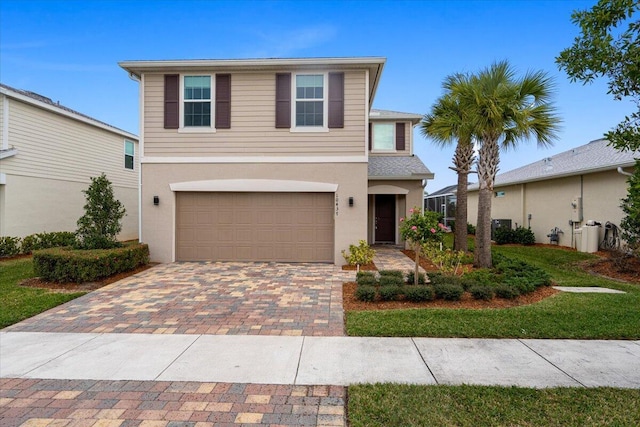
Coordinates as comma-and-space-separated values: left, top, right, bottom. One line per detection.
124, 140, 134, 170
372, 123, 395, 151
295, 74, 325, 127
184, 76, 211, 127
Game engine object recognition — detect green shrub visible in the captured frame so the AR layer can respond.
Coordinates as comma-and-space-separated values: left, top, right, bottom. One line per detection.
495, 283, 520, 299
356, 271, 376, 281
356, 275, 377, 286
342, 240, 376, 266
406, 271, 426, 285
470, 285, 495, 301
378, 270, 404, 279
494, 227, 515, 245
514, 226, 536, 245
355, 285, 377, 302
404, 285, 435, 302
460, 269, 500, 290
494, 255, 551, 289
379, 285, 402, 301
434, 283, 464, 301
504, 277, 536, 295
22, 231, 76, 253
75, 174, 126, 250
0, 236, 22, 257
467, 223, 476, 235
33, 243, 149, 283
379, 275, 404, 287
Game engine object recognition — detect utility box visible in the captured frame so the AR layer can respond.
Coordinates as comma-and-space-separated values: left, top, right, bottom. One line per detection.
573, 228, 582, 251
571, 197, 583, 222
581, 223, 600, 253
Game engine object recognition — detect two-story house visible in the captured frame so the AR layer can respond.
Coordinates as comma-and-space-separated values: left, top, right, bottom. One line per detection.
119, 57, 432, 264
0, 83, 139, 240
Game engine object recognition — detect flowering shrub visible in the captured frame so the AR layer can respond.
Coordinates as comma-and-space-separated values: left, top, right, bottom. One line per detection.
399, 208, 444, 284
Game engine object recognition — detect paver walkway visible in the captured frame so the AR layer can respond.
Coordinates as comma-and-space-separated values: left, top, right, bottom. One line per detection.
7, 262, 353, 337
372, 245, 425, 274
0, 379, 345, 427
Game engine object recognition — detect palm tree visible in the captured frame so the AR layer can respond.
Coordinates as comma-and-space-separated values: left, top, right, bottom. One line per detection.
463, 61, 561, 268
421, 73, 475, 252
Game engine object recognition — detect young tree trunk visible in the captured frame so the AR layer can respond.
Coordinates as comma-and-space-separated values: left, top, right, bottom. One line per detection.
414, 244, 420, 286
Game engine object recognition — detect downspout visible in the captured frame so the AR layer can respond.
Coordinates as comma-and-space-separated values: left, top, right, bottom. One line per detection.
617, 166, 633, 177
128, 71, 143, 244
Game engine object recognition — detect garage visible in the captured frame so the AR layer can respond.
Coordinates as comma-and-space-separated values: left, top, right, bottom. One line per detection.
176, 192, 334, 262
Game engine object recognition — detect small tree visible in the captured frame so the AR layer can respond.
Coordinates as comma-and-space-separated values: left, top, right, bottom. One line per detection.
620, 159, 640, 256
75, 173, 126, 249
399, 208, 444, 285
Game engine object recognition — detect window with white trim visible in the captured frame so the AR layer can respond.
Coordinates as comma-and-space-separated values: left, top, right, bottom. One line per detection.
183, 75, 211, 127
372, 123, 395, 151
124, 140, 134, 170
294, 74, 325, 127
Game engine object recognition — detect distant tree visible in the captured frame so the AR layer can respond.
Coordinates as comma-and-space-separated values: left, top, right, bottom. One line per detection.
460, 61, 561, 268
421, 73, 475, 253
620, 159, 640, 255
75, 173, 126, 249
557, 0, 640, 151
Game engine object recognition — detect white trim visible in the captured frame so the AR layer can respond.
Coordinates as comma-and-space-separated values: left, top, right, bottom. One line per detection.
370, 122, 396, 152
169, 179, 338, 193
2, 95, 8, 150
0, 147, 17, 159
124, 140, 135, 171
0, 86, 138, 140
0, 172, 6, 185
138, 74, 144, 243
180, 74, 215, 131
142, 155, 368, 164
364, 69, 370, 160
368, 185, 410, 195
291, 72, 328, 131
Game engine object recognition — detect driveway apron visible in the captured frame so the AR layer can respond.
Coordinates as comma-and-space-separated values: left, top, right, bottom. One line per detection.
6, 262, 353, 337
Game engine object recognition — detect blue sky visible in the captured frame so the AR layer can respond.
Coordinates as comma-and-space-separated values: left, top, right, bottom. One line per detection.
0, 0, 631, 192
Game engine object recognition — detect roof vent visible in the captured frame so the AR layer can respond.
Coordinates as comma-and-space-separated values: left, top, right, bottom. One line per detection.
543, 157, 553, 171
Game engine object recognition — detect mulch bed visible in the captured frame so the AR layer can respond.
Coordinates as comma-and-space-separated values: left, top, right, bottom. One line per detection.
19, 263, 157, 293
342, 282, 559, 311
580, 251, 640, 284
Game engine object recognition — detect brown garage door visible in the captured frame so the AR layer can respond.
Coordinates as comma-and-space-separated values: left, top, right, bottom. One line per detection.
176, 192, 334, 262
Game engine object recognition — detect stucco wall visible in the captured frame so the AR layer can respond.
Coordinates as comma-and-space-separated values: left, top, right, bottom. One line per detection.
467, 168, 632, 248
141, 162, 368, 264
0, 174, 138, 240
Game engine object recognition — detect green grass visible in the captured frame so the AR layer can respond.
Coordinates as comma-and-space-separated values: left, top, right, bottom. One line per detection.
0, 258, 85, 328
348, 384, 640, 427
347, 244, 640, 338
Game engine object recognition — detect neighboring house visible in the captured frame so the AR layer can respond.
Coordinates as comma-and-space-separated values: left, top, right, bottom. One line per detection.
424, 184, 458, 227
0, 83, 139, 240
467, 138, 638, 248
119, 57, 433, 264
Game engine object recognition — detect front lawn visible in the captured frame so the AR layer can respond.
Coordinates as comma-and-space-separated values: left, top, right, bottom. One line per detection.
346, 245, 640, 338
0, 258, 85, 328
348, 384, 640, 427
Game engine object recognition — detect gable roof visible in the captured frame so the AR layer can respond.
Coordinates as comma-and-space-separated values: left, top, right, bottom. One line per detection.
426, 184, 458, 197
469, 138, 639, 190
368, 156, 434, 180
119, 57, 386, 108
370, 109, 422, 125
0, 83, 138, 140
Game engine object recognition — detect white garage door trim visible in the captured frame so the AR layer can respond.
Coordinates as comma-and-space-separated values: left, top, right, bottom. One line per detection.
170, 179, 338, 193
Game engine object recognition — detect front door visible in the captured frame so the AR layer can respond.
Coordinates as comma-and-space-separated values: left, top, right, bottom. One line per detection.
375, 194, 396, 243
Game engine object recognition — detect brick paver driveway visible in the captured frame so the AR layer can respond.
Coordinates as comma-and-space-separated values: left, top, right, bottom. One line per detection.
7, 262, 353, 337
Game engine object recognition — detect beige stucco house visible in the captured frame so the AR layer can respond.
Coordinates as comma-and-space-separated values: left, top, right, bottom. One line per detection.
119, 57, 433, 264
0, 83, 139, 240
467, 138, 638, 248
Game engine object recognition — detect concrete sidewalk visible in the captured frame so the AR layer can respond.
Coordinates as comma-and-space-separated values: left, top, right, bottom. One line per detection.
2, 332, 639, 389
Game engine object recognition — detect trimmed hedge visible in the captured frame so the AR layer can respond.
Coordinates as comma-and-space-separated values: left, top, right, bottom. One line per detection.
0, 236, 22, 257
33, 243, 149, 283
0, 231, 77, 257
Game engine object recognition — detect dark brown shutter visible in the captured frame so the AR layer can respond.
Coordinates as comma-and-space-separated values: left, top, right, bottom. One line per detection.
215, 74, 231, 129
164, 74, 179, 129
368, 122, 372, 150
328, 72, 344, 128
275, 73, 291, 128
396, 122, 406, 151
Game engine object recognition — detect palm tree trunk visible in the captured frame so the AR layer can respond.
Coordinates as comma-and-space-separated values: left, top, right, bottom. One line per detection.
454, 170, 469, 252
474, 138, 499, 268
453, 142, 474, 253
